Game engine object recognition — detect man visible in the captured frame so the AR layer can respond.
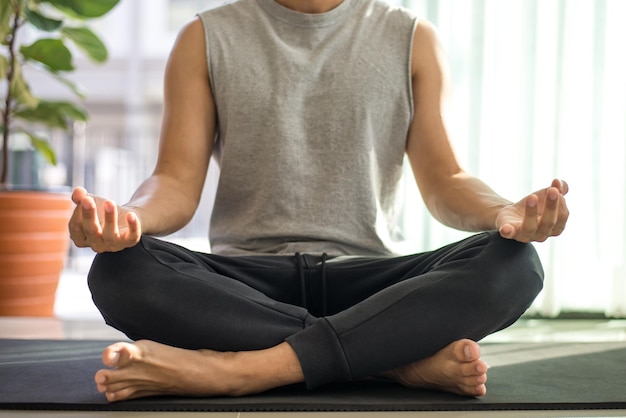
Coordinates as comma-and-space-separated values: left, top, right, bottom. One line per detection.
69, 0, 569, 402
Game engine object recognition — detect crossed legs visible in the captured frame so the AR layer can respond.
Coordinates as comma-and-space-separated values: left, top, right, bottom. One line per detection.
88, 232, 543, 401
94, 338, 487, 402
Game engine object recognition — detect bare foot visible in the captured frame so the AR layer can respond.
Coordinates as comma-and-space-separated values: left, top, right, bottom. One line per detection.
94, 340, 304, 402
383, 339, 488, 397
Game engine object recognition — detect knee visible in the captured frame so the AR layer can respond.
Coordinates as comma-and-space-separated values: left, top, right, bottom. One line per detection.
87, 244, 145, 314
480, 232, 544, 315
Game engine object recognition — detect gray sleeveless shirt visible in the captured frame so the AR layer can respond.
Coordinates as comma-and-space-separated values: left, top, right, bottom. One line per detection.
198, 0, 417, 256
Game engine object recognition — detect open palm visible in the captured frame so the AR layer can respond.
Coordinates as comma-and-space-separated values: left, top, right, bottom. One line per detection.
496, 179, 569, 243
69, 187, 142, 253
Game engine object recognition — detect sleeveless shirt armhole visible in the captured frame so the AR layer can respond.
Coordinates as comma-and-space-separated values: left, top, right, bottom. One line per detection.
407, 17, 420, 122
196, 13, 216, 96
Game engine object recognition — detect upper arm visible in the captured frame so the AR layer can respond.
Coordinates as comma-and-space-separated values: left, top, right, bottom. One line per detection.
405, 20, 463, 202
153, 18, 216, 205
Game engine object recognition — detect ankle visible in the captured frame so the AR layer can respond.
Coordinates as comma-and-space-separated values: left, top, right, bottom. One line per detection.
222, 351, 260, 396
386, 362, 429, 389
228, 343, 305, 396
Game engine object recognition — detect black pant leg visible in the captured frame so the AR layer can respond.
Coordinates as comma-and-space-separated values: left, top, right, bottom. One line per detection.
89, 232, 543, 391
88, 236, 315, 351
286, 231, 544, 388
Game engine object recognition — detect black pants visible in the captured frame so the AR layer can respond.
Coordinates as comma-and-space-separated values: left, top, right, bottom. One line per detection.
88, 231, 543, 389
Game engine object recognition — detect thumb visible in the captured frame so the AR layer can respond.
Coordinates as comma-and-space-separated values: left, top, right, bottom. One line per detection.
499, 224, 515, 239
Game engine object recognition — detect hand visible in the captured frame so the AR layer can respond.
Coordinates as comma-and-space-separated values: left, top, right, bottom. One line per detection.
68, 187, 142, 253
496, 179, 569, 243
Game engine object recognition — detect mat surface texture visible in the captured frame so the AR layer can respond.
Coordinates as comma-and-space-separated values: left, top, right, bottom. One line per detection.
1, 339, 625, 412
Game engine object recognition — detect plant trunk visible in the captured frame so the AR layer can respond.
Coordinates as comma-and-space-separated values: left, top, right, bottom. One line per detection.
1, 4, 21, 187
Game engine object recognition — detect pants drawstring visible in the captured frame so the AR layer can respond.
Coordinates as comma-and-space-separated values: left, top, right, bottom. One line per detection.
296, 252, 329, 316
320, 252, 328, 316
295, 253, 308, 310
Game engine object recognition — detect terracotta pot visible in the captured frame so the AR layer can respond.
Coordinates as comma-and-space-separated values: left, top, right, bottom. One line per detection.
0, 190, 73, 316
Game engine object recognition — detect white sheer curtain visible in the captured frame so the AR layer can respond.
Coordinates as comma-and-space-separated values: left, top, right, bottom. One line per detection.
400, 0, 626, 317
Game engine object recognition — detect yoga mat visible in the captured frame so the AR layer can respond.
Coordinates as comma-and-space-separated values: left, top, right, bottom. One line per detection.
1, 339, 625, 412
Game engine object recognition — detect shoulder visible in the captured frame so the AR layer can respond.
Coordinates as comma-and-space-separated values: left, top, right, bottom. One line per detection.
360, 0, 415, 16
350, 0, 418, 56
166, 18, 209, 79
413, 18, 440, 49
356, 0, 417, 27
176, 17, 205, 43
411, 19, 447, 80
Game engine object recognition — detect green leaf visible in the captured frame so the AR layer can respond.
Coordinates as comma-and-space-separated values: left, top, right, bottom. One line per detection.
40, 0, 120, 19
62, 26, 108, 62
20, 38, 74, 72
0, 0, 14, 43
16, 105, 68, 130
51, 72, 86, 99
15, 100, 88, 131
10, 61, 39, 108
53, 100, 88, 121
24, 6, 64, 32
15, 127, 57, 165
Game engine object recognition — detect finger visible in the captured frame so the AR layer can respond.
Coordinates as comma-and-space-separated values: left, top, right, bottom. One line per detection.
535, 187, 559, 238
551, 194, 570, 236
69, 187, 91, 246
520, 194, 539, 241
68, 208, 87, 246
551, 178, 569, 196
71, 186, 88, 205
101, 200, 120, 241
81, 196, 103, 238
123, 211, 142, 245
498, 223, 515, 239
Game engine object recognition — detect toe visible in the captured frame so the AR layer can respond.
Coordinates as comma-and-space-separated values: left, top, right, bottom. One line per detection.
454, 339, 481, 362
460, 359, 488, 377
470, 383, 487, 397
105, 385, 163, 403
459, 361, 488, 396
102, 342, 137, 368
94, 370, 109, 392
463, 371, 487, 386
101, 348, 120, 368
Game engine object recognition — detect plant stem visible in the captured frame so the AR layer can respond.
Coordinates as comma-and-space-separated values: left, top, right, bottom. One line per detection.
1, 2, 21, 186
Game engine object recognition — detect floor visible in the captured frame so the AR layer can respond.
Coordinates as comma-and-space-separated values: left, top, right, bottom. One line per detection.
1, 267, 626, 417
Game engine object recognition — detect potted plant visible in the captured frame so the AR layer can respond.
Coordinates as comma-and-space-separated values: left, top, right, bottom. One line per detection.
0, 0, 119, 316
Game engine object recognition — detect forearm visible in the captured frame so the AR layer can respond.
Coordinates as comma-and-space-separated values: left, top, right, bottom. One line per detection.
426, 172, 512, 233
123, 173, 199, 237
